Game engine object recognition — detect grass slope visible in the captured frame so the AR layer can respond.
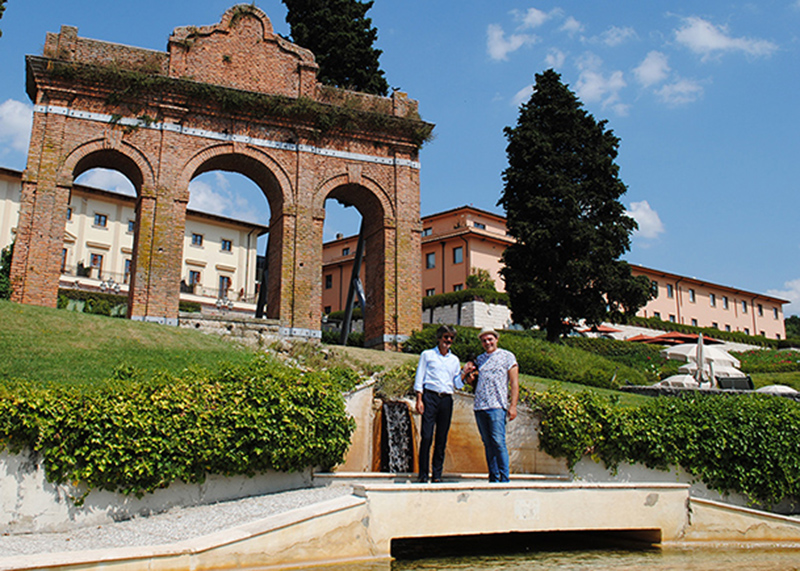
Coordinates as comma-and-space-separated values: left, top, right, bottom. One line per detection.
0, 300, 257, 385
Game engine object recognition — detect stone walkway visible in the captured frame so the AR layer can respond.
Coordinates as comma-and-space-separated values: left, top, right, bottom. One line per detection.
0, 485, 354, 557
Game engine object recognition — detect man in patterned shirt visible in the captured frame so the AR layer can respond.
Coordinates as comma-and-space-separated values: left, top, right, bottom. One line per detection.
464, 327, 519, 483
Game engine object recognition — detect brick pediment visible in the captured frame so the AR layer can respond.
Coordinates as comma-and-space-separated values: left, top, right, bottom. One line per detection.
167, 4, 319, 98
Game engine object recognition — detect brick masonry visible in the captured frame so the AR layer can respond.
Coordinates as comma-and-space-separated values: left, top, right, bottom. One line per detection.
10, 5, 430, 348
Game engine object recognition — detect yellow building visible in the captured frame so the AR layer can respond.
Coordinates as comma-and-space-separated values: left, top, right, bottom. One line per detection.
0, 167, 266, 310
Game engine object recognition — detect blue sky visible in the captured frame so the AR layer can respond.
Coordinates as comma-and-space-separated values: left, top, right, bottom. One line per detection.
0, 1, 799, 316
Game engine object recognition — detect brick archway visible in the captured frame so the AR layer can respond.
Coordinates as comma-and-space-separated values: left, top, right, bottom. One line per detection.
10, 5, 430, 346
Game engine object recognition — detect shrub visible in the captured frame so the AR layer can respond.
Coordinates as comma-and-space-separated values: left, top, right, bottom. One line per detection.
421, 288, 509, 311
0, 355, 356, 502
57, 289, 127, 317
625, 316, 779, 348
402, 325, 647, 388
734, 348, 800, 374
0, 241, 12, 299
525, 388, 800, 507
564, 337, 678, 382
179, 300, 202, 313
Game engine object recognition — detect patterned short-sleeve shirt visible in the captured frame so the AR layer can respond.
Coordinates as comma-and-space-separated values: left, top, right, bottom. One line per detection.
473, 348, 518, 411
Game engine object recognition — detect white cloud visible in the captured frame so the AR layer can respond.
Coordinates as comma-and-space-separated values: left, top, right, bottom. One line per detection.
627, 201, 665, 240
560, 16, 584, 36
576, 69, 626, 111
634, 51, 671, 87
75, 169, 136, 196
675, 16, 778, 60
600, 26, 638, 47
656, 78, 705, 105
188, 179, 230, 216
545, 48, 566, 69
767, 278, 800, 317
511, 84, 534, 107
515, 7, 554, 29
0, 99, 33, 153
487, 23, 537, 61
574, 54, 627, 113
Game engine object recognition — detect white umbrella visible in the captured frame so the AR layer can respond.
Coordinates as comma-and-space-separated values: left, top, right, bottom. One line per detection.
755, 385, 799, 395
661, 343, 740, 368
653, 375, 701, 389
678, 362, 744, 378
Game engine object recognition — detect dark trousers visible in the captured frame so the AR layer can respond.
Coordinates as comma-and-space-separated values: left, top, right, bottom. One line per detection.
418, 390, 453, 481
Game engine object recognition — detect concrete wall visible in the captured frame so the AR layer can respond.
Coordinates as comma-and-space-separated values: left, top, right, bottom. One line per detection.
422, 300, 513, 330
339, 387, 568, 477
0, 449, 311, 534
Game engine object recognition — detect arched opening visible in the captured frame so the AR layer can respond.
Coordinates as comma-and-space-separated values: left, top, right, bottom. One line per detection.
187, 154, 277, 316
321, 183, 388, 345
61, 155, 143, 314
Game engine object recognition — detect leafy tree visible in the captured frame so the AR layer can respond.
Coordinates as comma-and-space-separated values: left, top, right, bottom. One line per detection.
786, 315, 800, 339
282, 0, 389, 96
0, 0, 6, 38
0, 241, 12, 299
498, 69, 653, 342
466, 267, 496, 291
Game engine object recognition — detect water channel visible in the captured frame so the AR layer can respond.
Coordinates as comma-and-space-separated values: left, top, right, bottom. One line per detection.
311, 546, 800, 571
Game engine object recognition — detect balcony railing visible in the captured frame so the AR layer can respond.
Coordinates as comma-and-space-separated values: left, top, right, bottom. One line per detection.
61, 266, 259, 305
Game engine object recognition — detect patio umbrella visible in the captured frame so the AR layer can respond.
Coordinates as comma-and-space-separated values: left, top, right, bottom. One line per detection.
755, 385, 799, 395
678, 362, 744, 378
653, 374, 701, 389
660, 343, 740, 368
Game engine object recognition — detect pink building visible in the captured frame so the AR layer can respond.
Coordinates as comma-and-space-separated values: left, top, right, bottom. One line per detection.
631, 265, 787, 339
321, 206, 788, 339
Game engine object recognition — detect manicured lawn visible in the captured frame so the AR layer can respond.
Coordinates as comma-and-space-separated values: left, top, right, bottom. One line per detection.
519, 374, 650, 407
0, 300, 258, 386
750, 371, 800, 392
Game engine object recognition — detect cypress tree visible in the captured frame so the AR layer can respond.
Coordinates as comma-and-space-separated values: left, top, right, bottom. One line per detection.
499, 69, 653, 341
282, 0, 389, 96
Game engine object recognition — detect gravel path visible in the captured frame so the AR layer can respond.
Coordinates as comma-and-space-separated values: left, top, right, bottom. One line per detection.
0, 485, 354, 557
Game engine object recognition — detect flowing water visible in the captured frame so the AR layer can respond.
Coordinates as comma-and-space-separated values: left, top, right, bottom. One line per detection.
382, 400, 414, 473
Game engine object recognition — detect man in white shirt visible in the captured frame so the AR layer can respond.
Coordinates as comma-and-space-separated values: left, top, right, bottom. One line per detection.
414, 325, 467, 483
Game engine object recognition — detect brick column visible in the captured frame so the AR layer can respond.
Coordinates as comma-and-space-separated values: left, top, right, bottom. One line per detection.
10, 106, 71, 308
266, 207, 295, 325
128, 193, 185, 324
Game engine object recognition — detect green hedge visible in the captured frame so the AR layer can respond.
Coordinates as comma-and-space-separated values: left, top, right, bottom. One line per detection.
421, 288, 509, 311
403, 325, 648, 388
526, 389, 800, 507
57, 289, 203, 315
321, 329, 364, 347
734, 348, 800, 374
564, 337, 679, 382
0, 356, 356, 502
57, 289, 128, 317
625, 316, 780, 348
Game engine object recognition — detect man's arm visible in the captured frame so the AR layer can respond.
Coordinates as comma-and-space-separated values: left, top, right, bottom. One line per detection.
414, 352, 428, 415
507, 364, 519, 420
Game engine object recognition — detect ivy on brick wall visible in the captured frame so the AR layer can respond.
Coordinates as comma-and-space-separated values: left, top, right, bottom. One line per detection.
41, 59, 433, 147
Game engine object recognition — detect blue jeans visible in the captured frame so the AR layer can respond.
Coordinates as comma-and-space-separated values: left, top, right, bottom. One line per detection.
474, 408, 509, 482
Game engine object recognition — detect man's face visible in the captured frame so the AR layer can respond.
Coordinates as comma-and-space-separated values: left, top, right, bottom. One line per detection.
479, 333, 498, 353
438, 332, 455, 352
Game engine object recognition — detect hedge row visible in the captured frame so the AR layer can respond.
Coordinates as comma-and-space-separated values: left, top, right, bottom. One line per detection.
421, 288, 509, 311
0, 356, 356, 502
563, 337, 679, 383
57, 289, 202, 316
403, 325, 648, 388
624, 316, 784, 348
526, 388, 800, 507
